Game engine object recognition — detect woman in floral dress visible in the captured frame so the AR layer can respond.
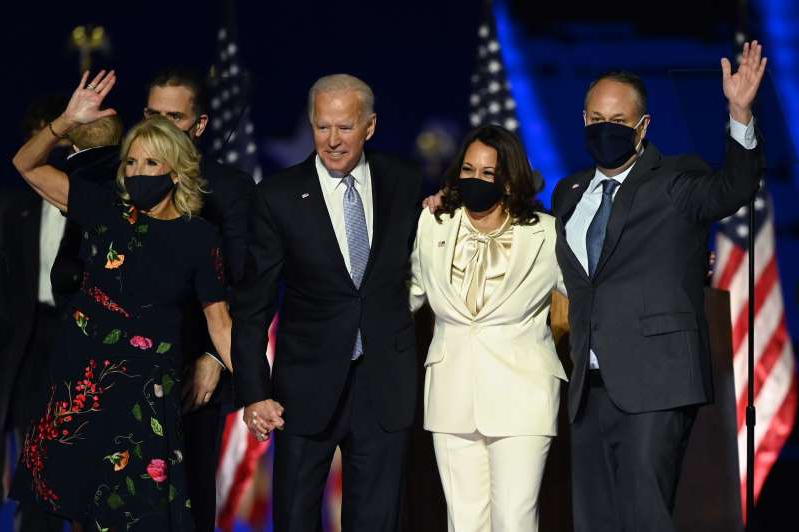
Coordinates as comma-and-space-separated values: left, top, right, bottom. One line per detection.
9, 70, 233, 531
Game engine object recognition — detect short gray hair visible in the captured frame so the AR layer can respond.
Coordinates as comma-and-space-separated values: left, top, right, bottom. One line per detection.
307, 74, 375, 123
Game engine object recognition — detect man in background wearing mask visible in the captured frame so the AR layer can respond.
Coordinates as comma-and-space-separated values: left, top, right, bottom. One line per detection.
144, 68, 255, 531
551, 42, 766, 531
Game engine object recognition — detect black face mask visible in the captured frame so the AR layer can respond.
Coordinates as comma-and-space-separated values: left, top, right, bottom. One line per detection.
584, 116, 646, 169
124, 173, 175, 211
458, 178, 502, 213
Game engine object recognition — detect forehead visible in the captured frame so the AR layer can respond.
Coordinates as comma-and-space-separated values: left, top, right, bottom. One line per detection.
464, 140, 497, 164
313, 90, 363, 119
147, 85, 194, 113
127, 137, 156, 158
585, 80, 640, 116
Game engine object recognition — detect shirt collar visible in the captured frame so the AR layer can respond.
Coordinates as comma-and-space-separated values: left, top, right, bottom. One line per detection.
315, 153, 368, 188
589, 158, 637, 193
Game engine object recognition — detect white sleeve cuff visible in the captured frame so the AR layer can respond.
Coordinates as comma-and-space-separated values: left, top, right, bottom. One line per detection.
729, 115, 757, 149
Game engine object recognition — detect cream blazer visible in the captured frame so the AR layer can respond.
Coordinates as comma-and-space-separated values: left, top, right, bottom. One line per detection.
410, 208, 567, 437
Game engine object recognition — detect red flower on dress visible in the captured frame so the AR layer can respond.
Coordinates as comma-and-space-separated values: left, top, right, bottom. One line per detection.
122, 204, 138, 225
84, 286, 131, 318
130, 336, 153, 350
146, 458, 167, 483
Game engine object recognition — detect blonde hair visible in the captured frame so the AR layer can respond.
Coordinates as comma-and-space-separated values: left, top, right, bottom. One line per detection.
116, 116, 205, 217
307, 74, 375, 123
67, 115, 123, 150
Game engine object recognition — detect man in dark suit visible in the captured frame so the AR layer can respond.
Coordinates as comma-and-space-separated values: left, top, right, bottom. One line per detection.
231, 74, 421, 531
550, 42, 767, 531
0, 96, 76, 532
143, 68, 255, 531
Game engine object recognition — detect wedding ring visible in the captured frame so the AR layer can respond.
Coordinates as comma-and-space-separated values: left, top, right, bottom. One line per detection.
87, 84, 96, 90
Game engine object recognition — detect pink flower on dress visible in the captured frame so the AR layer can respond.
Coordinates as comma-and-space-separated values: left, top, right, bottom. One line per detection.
129, 336, 153, 350
146, 458, 167, 483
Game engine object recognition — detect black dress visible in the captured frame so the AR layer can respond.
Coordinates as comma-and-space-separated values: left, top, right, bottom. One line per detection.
10, 178, 225, 531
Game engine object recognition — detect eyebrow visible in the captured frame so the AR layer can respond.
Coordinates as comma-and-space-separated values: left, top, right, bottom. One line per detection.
590, 111, 627, 119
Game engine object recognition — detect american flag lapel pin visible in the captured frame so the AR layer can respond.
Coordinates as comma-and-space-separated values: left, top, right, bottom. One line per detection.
301, 193, 310, 199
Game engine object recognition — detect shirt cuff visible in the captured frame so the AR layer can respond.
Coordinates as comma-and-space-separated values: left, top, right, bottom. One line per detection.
204, 351, 227, 370
729, 115, 757, 150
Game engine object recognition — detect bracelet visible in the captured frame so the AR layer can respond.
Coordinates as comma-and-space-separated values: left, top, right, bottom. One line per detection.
203, 352, 227, 370
48, 121, 67, 140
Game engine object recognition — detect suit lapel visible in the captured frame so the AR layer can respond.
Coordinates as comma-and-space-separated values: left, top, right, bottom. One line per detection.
437, 210, 473, 319
299, 155, 355, 286
361, 154, 397, 287
593, 144, 662, 280
477, 221, 545, 319
555, 170, 593, 284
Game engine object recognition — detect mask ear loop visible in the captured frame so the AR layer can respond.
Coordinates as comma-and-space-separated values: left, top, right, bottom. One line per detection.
634, 114, 649, 152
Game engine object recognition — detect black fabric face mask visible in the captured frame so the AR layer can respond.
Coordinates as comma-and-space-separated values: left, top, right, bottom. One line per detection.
124, 173, 175, 211
458, 177, 502, 213
584, 116, 646, 169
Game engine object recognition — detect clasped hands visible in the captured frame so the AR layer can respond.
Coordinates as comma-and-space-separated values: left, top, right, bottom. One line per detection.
243, 399, 285, 441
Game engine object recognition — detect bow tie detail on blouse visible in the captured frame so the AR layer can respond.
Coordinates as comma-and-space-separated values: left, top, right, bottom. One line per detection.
451, 213, 513, 315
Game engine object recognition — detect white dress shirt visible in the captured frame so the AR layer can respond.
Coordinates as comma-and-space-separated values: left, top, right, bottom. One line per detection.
38, 200, 67, 306
566, 116, 757, 369
315, 154, 374, 273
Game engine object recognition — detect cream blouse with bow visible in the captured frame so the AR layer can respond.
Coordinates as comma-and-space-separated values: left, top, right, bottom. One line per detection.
450, 212, 514, 315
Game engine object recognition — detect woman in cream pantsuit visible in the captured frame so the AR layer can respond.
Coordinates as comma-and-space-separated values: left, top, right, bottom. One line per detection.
410, 125, 566, 532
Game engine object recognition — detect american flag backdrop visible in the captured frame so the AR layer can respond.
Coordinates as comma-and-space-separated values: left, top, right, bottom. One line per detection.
469, 1, 544, 193
206, 16, 262, 183
206, 5, 271, 530
469, 5, 519, 134
713, 182, 797, 521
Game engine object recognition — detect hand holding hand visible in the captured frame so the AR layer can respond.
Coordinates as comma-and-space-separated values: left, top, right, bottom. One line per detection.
243, 399, 285, 441
721, 41, 767, 124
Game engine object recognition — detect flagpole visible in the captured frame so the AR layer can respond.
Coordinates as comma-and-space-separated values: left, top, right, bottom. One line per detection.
735, 0, 756, 527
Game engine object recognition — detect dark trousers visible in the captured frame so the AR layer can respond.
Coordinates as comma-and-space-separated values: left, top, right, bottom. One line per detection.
571, 370, 696, 532
182, 373, 232, 532
273, 360, 409, 532
9, 304, 65, 532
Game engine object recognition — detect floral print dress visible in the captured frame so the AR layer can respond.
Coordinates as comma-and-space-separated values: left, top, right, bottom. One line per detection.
10, 178, 225, 531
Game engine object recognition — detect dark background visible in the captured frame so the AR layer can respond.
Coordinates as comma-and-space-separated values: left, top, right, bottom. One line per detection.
2, 0, 797, 530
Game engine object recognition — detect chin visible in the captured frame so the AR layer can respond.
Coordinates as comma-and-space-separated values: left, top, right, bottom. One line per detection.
322, 158, 353, 175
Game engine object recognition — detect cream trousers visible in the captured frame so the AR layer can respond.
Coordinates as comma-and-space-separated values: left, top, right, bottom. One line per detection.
432, 431, 552, 532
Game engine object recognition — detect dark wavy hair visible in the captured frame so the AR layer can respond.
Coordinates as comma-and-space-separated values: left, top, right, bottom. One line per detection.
435, 124, 543, 225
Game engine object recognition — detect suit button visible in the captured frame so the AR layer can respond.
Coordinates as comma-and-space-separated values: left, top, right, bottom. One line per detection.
592, 323, 600, 332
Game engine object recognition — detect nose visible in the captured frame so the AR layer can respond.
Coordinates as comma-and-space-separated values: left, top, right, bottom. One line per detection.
328, 127, 341, 147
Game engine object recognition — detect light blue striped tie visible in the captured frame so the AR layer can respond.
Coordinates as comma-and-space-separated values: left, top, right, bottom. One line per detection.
343, 174, 369, 359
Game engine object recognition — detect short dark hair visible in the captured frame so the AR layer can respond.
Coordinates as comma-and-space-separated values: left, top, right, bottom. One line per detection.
585, 70, 648, 117
147, 68, 209, 118
435, 124, 543, 226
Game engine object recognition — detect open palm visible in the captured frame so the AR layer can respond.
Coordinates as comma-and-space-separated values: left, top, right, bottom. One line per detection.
63, 70, 117, 125
721, 41, 767, 114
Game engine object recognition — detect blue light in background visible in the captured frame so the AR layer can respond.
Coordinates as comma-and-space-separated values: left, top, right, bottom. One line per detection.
759, 0, 799, 183
493, 0, 566, 209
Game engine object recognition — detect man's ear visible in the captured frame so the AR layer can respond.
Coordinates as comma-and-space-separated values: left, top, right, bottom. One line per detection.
193, 114, 210, 138
365, 113, 377, 141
